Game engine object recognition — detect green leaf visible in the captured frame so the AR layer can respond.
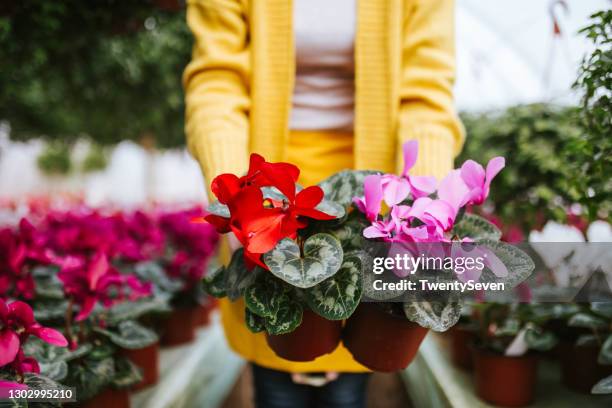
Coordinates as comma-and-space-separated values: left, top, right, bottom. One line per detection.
244, 273, 288, 318
112, 358, 143, 389
306, 255, 363, 320
404, 301, 462, 332
318, 170, 379, 207
452, 213, 502, 241
245, 309, 266, 333
315, 199, 345, 219
576, 334, 598, 347
525, 327, 557, 351
207, 200, 230, 218
264, 299, 303, 335
478, 240, 535, 288
592, 375, 612, 395
72, 357, 116, 401
94, 320, 158, 350
568, 312, 608, 329
591, 302, 612, 319
135, 261, 182, 293
203, 266, 228, 298
598, 335, 612, 365
105, 295, 171, 326
39, 360, 69, 382
225, 249, 259, 301
264, 233, 343, 289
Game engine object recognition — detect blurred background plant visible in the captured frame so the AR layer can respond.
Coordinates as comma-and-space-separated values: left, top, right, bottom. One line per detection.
0, 0, 190, 148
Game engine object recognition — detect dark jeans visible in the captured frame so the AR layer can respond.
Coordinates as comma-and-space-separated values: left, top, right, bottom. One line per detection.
252, 364, 370, 408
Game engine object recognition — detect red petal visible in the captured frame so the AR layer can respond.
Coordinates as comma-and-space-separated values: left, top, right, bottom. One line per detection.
295, 186, 324, 208
295, 208, 336, 220
30, 325, 68, 347
204, 214, 231, 233
211, 173, 241, 204
260, 162, 297, 201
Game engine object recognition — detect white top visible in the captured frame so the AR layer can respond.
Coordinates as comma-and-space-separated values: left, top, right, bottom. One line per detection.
289, 0, 356, 131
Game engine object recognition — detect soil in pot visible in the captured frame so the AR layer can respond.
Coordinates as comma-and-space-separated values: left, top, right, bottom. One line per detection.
82, 388, 130, 408
161, 307, 198, 346
266, 310, 342, 362
449, 325, 476, 370
342, 303, 428, 372
559, 341, 612, 394
120, 342, 159, 390
473, 348, 538, 407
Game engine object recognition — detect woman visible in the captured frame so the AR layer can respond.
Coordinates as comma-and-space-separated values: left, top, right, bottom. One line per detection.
184, 0, 464, 406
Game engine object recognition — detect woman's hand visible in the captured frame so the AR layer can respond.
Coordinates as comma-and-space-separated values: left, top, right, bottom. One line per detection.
291, 372, 339, 387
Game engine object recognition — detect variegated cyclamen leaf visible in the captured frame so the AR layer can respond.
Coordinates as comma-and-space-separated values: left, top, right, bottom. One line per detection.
525, 327, 557, 351
592, 375, 612, 394
264, 299, 303, 335
478, 240, 535, 288
318, 170, 379, 207
306, 255, 363, 320
94, 320, 158, 350
264, 233, 343, 288
244, 273, 287, 318
452, 213, 502, 241
39, 360, 68, 381
315, 199, 345, 219
203, 266, 227, 298
245, 309, 266, 333
112, 358, 143, 389
207, 200, 230, 218
225, 249, 259, 301
598, 334, 612, 365
404, 301, 462, 332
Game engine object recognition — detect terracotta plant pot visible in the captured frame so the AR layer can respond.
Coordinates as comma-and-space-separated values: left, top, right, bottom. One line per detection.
342, 303, 428, 372
194, 299, 217, 327
449, 325, 475, 370
82, 388, 130, 408
161, 307, 197, 346
266, 310, 342, 362
559, 342, 612, 394
473, 349, 538, 407
120, 342, 159, 390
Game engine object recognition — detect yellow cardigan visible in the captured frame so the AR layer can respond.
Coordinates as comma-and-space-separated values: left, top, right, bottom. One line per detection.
183, 0, 465, 186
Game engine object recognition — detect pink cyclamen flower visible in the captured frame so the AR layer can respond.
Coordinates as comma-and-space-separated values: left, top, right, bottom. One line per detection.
0, 380, 28, 398
58, 252, 151, 321
0, 299, 68, 368
460, 157, 505, 205
380, 141, 437, 206
353, 174, 383, 222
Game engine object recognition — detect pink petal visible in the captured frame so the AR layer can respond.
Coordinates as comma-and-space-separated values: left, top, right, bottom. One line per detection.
30, 325, 68, 347
0, 330, 20, 367
408, 175, 437, 198
8, 301, 35, 326
401, 140, 419, 177
438, 170, 470, 210
75, 297, 97, 322
0, 380, 27, 398
381, 176, 410, 206
482, 248, 508, 277
424, 200, 456, 231
460, 160, 485, 189
88, 252, 109, 291
364, 225, 389, 239
407, 197, 433, 220
484, 156, 505, 192
363, 175, 383, 221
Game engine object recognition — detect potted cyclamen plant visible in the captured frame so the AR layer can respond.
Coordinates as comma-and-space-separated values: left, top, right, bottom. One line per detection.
158, 208, 219, 345
203, 153, 364, 361
559, 302, 612, 394
470, 303, 557, 407
203, 142, 534, 366
0, 299, 69, 400
336, 141, 534, 372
